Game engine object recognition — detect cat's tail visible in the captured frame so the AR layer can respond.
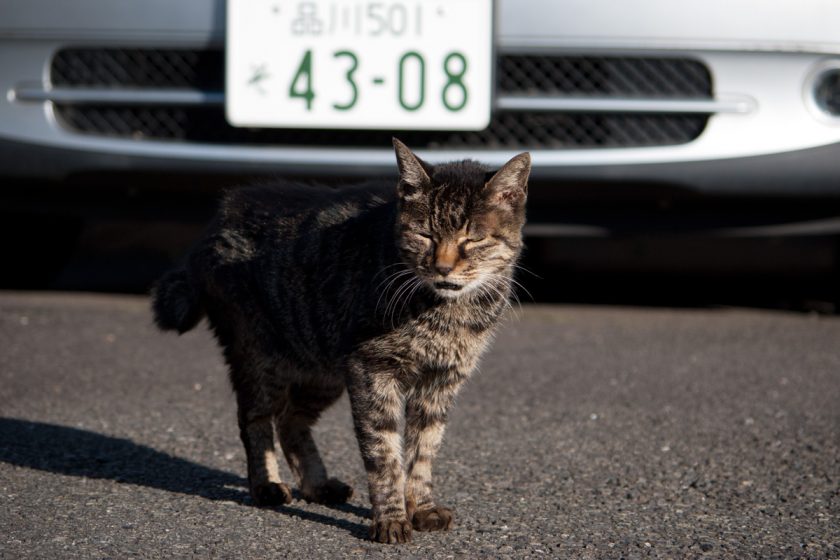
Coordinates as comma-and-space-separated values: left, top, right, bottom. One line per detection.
151, 267, 204, 334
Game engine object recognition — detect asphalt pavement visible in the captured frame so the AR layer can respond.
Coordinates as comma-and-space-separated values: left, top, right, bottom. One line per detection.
1, 292, 838, 559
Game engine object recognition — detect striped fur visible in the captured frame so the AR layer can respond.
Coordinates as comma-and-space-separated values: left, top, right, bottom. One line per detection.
151, 139, 529, 544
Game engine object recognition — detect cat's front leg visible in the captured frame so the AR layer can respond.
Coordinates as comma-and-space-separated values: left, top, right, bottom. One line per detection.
404, 384, 461, 532
346, 359, 412, 544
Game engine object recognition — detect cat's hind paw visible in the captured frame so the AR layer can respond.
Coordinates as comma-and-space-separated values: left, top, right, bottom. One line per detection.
301, 477, 354, 504
370, 518, 412, 544
251, 481, 293, 507
411, 505, 454, 532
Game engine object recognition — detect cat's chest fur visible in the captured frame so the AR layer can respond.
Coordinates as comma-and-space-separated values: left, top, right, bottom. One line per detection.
362, 298, 503, 383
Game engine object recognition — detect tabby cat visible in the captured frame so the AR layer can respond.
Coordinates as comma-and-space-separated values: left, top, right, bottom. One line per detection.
151, 139, 530, 544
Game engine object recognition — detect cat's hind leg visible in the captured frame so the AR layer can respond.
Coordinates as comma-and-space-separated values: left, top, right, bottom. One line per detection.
207, 303, 293, 506
276, 382, 353, 504
236, 389, 294, 507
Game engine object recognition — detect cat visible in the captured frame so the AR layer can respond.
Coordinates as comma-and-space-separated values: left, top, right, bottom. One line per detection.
151, 138, 530, 544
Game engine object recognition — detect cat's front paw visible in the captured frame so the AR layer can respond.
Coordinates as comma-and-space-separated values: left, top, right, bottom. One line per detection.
411, 505, 454, 532
250, 481, 293, 507
370, 518, 412, 544
301, 477, 354, 504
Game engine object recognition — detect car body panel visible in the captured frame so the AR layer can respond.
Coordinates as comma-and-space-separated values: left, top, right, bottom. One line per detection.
2, 0, 840, 194
4, 0, 840, 52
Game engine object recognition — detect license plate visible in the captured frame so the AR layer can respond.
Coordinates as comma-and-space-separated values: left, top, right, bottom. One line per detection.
226, 0, 493, 130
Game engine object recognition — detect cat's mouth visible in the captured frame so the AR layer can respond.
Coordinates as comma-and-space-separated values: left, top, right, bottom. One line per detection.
431, 277, 489, 298
433, 280, 467, 298
434, 281, 463, 291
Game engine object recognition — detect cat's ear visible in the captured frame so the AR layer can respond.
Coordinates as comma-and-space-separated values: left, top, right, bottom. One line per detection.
393, 137, 431, 199
485, 152, 531, 210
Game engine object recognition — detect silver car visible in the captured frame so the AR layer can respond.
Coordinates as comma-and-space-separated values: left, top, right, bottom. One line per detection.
2, 0, 840, 197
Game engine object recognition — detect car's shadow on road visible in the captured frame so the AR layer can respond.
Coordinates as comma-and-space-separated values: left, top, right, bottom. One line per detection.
0, 417, 370, 539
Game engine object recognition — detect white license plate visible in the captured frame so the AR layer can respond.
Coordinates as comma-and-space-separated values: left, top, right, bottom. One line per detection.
226, 0, 493, 130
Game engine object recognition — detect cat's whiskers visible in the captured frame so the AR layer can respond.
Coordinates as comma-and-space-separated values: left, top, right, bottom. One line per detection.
372, 261, 404, 277
512, 262, 542, 279
376, 277, 408, 317
505, 275, 533, 304
387, 275, 422, 328
382, 271, 416, 326
382, 281, 413, 326
477, 281, 514, 319
374, 266, 412, 291
375, 269, 415, 315
396, 276, 425, 326
384, 278, 408, 327
481, 273, 520, 318
472, 275, 500, 303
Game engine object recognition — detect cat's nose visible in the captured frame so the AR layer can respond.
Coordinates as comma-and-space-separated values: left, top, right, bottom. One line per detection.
434, 242, 458, 277
435, 264, 453, 276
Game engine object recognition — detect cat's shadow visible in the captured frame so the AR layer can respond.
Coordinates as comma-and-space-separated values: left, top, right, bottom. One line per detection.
0, 417, 370, 539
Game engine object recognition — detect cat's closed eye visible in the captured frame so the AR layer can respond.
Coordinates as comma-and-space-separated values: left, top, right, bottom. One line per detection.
411, 232, 434, 246
458, 236, 487, 248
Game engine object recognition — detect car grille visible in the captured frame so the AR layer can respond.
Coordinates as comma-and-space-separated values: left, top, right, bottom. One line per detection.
52, 49, 225, 90
497, 55, 711, 98
50, 48, 712, 149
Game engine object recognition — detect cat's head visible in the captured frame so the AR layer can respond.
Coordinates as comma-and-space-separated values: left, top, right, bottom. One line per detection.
392, 138, 530, 300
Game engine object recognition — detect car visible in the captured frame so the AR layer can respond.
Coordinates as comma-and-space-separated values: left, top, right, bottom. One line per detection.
2, 0, 840, 198
4, 0, 840, 305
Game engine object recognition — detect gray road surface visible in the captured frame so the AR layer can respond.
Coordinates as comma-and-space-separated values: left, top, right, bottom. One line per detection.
1, 292, 838, 559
